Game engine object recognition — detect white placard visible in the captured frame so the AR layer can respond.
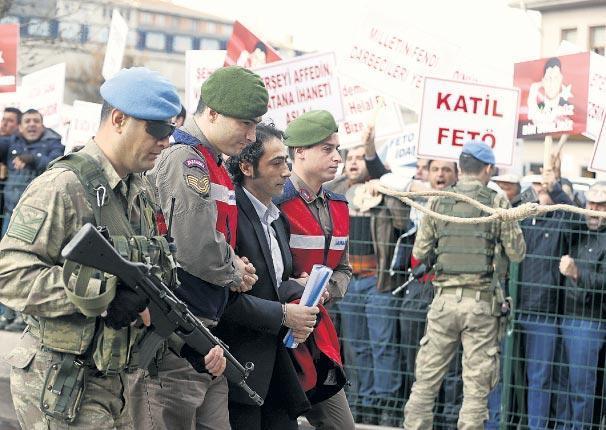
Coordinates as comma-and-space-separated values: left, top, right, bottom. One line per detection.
377, 124, 418, 170
338, 77, 404, 149
590, 116, 606, 173
64, 101, 102, 153
21, 63, 66, 131
585, 52, 606, 140
417, 77, 520, 167
253, 52, 345, 130
184, 50, 225, 114
0, 89, 23, 112
102, 9, 128, 80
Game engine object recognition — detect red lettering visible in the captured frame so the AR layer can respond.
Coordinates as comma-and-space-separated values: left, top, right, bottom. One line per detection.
437, 93, 451, 110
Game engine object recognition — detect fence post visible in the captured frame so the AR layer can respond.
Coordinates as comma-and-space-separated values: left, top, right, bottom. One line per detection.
501, 262, 520, 430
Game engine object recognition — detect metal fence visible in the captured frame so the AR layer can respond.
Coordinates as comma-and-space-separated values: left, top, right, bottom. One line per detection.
330, 210, 606, 429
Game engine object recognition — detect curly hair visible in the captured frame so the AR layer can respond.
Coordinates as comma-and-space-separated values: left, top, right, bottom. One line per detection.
227, 123, 284, 185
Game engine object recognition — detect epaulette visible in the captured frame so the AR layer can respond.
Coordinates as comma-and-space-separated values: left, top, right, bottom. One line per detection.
324, 188, 348, 203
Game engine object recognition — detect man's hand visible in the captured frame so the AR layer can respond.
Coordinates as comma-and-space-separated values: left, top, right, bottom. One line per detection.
294, 272, 309, 287
542, 169, 558, 193
204, 345, 227, 377
559, 255, 579, 281
319, 289, 330, 305
362, 124, 376, 158
232, 256, 258, 293
12, 156, 27, 170
285, 303, 318, 331
104, 287, 149, 330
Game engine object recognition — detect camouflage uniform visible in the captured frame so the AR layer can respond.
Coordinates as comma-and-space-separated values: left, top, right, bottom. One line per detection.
0, 142, 157, 429
403, 177, 526, 429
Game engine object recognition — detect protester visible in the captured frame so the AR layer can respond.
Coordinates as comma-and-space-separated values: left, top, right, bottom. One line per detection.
404, 141, 526, 429
558, 182, 606, 426
219, 123, 316, 429
0, 107, 21, 137
492, 174, 522, 204
129, 66, 265, 430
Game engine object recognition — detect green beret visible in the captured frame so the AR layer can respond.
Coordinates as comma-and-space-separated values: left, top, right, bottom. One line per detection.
284, 110, 339, 147
200, 66, 268, 120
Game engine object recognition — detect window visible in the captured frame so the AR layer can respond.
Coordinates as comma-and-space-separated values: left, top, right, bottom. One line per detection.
140, 12, 154, 25
155, 14, 166, 27
88, 25, 109, 43
0, 16, 19, 25
206, 22, 217, 34
200, 38, 220, 50
59, 21, 81, 41
27, 18, 51, 37
173, 35, 193, 52
561, 27, 577, 44
590, 26, 606, 55
145, 32, 166, 50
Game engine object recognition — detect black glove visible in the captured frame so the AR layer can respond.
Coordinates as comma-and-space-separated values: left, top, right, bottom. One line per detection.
104, 286, 148, 330
180, 343, 209, 374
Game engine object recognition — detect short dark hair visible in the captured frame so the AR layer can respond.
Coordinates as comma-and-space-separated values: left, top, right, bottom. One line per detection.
177, 105, 186, 120
99, 100, 115, 123
458, 153, 488, 175
227, 123, 284, 185
544, 57, 562, 75
428, 158, 459, 175
21, 108, 42, 123
195, 97, 207, 115
4, 107, 22, 123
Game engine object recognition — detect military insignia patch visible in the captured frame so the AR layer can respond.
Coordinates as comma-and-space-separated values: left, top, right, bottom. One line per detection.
184, 158, 208, 172
6, 204, 48, 244
185, 174, 210, 195
299, 188, 314, 203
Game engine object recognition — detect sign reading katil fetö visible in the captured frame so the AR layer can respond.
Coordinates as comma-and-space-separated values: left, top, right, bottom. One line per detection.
417, 77, 520, 166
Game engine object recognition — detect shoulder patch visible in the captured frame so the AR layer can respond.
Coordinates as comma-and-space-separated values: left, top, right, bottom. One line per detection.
6, 204, 48, 244
184, 158, 208, 172
185, 174, 210, 195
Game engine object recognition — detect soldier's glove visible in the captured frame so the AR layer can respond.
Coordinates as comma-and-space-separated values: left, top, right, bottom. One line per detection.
104, 286, 149, 330
180, 344, 209, 374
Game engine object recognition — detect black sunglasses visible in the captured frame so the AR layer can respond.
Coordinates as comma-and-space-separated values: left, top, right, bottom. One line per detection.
145, 120, 176, 140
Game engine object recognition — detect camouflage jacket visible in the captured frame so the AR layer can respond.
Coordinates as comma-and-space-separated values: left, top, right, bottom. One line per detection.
412, 176, 526, 289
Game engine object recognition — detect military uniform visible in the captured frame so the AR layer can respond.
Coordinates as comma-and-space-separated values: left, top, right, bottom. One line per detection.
128, 66, 269, 430
0, 67, 181, 429
278, 110, 355, 430
404, 143, 526, 430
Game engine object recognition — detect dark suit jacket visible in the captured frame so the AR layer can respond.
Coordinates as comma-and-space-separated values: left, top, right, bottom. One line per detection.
214, 185, 309, 416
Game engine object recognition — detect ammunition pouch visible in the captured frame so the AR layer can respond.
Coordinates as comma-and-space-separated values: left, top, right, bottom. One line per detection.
30, 315, 96, 356
40, 354, 87, 423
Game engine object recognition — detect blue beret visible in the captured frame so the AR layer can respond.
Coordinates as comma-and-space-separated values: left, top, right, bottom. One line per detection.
100, 67, 181, 121
461, 140, 495, 165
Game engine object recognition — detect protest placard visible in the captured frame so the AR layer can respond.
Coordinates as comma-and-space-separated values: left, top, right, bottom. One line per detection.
417, 77, 519, 166
0, 24, 19, 93
64, 100, 102, 153
184, 50, 226, 114
338, 77, 404, 149
377, 124, 418, 171
253, 52, 344, 130
102, 9, 128, 80
21, 63, 66, 131
590, 115, 606, 173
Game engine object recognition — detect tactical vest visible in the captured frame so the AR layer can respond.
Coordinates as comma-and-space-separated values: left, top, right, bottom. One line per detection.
279, 188, 349, 276
433, 182, 498, 276
195, 144, 238, 248
30, 151, 175, 374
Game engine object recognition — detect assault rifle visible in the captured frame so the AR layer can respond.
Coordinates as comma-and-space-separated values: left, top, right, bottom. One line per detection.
61, 223, 263, 406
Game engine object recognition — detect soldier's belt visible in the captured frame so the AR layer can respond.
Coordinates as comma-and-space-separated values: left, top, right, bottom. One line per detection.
438, 287, 493, 302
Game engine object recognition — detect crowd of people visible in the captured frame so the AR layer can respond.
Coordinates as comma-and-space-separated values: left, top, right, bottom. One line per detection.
0, 64, 604, 430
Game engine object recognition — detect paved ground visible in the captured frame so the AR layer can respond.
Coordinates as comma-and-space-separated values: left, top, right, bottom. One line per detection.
0, 330, 395, 430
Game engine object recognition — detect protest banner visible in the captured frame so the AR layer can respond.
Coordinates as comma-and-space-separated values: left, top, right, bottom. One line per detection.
184, 50, 226, 114
417, 77, 520, 166
514, 52, 591, 138
225, 20, 282, 67
64, 101, 102, 153
586, 52, 606, 139
102, 9, 128, 80
0, 24, 19, 93
253, 52, 344, 130
338, 77, 404, 149
21, 63, 66, 131
377, 124, 418, 171
590, 115, 606, 173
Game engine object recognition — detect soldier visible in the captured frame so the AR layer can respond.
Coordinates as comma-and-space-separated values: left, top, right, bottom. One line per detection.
403, 141, 526, 429
0, 67, 225, 429
276, 110, 355, 430
129, 66, 267, 429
